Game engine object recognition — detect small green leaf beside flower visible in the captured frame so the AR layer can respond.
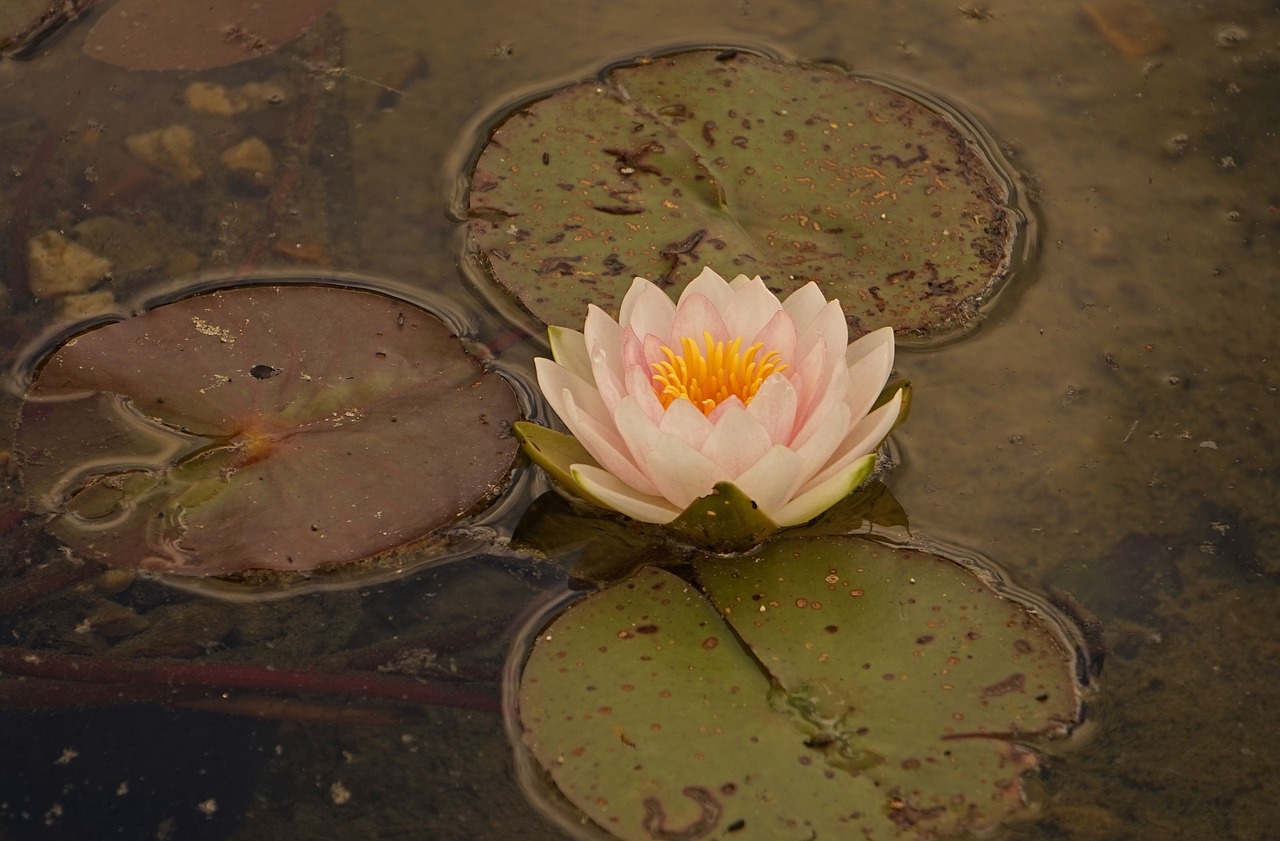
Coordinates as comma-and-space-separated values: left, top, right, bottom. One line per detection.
515, 267, 909, 544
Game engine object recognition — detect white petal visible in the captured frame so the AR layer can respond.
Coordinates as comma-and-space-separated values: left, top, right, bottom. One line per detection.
772, 453, 877, 526
644, 434, 730, 509
843, 326, 896, 421
658, 397, 713, 450
549, 326, 593, 383
624, 361, 666, 424
747, 308, 798, 366
592, 343, 627, 415
731, 444, 805, 519
571, 464, 682, 524
795, 298, 848, 362
612, 397, 664, 482
619, 277, 676, 344
671, 292, 730, 346
705, 394, 744, 424
699, 404, 773, 478
557, 388, 661, 497
790, 334, 847, 434
583, 304, 624, 395
535, 357, 610, 430
845, 324, 896, 368
789, 401, 851, 484
720, 276, 785, 344
677, 266, 733, 311
744, 372, 798, 445
639, 331, 668, 370
799, 390, 902, 493
782, 282, 830, 336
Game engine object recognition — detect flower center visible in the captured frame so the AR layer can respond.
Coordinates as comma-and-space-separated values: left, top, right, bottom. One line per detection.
651, 331, 787, 415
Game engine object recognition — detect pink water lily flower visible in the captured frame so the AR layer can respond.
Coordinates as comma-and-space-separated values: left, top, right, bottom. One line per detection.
524, 267, 907, 528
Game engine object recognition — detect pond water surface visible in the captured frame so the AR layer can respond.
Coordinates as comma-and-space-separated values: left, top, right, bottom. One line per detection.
0, 1, 1277, 840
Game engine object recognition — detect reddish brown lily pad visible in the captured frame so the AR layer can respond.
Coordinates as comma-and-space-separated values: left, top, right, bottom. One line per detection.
83, 0, 332, 71
14, 285, 520, 576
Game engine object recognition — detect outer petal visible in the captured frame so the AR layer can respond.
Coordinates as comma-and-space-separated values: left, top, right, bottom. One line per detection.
799, 389, 902, 494
583, 305, 624, 401
592, 343, 627, 415
536, 358, 660, 496
781, 282, 829, 335
794, 298, 848, 363
699, 404, 773, 478
644, 435, 730, 509
624, 361, 666, 424
789, 400, 852, 484
619, 277, 676, 344
535, 357, 611, 431
612, 397, 664, 484
843, 326, 895, 422
731, 444, 806, 519
549, 326, 593, 384
772, 453, 877, 526
557, 387, 662, 497
789, 334, 848, 437
570, 464, 683, 524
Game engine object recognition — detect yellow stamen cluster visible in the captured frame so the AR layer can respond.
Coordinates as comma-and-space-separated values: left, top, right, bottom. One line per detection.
651, 331, 787, 415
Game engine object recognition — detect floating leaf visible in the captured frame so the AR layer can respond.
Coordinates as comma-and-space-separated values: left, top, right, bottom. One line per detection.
515, 537, 1081, 840
468, 50, 1020, 339
14, 285, 520, 576
83, 0, 333, 71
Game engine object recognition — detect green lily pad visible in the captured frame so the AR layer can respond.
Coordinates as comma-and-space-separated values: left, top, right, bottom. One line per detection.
14, 284, 520, 576
468, 49, 1020, 339
516, 537, 1081, 840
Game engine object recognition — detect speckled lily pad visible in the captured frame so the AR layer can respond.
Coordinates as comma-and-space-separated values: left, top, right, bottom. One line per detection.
467, 49, 1021, 340
515, 536, 1081, 840
14, 284, 520, 576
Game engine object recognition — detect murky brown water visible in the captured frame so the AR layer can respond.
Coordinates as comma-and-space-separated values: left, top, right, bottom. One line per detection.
0, 0, 1277, 839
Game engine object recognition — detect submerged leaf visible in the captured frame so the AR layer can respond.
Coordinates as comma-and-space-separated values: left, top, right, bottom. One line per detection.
516, 537, 1082, 840
83, 0, 332, 71
15, 285, 520, 576
468, 50, 1021, 340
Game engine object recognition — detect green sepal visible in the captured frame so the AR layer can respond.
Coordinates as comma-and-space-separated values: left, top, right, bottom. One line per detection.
512, 421, 610, 506
796, 480, 910, 541
666, 481, 780, 554
873, 379, 912, 432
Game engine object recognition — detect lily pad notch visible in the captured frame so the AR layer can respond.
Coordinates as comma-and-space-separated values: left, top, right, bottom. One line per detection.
465, 47, 1026, 342
13, 283, 523, 577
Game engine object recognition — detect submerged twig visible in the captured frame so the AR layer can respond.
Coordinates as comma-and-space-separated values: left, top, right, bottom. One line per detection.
0, 645, 501, 713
